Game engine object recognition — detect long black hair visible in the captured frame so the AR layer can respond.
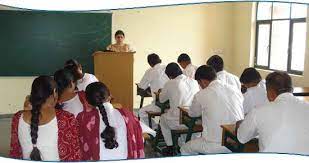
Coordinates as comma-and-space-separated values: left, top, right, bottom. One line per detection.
29, 76, 57, 161
85, 82, 118, 149
54, 68, 75, 98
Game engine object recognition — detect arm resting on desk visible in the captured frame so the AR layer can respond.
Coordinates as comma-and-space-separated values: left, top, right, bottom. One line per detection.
237, 109, 258, 144
188, 95, 202, 118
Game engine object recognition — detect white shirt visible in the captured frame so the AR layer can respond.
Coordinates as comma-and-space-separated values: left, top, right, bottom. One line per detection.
159, 74, 200, 120
217, 70, 241, 91
138, 63, 169, 100
238, 93, 309, 155
62, 94, 84, 117
18, 115, 59, 161
189, 80, 244, 144
243, 80, 269, 115
183, 64, 197, 79
99, 102, 128, 160
77, 73, 99, 91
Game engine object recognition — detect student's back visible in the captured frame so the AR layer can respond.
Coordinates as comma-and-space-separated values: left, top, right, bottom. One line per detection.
239, 93, 309, 154
243, 80, 268, 115
197, 80, 243, 143
217, 70, 241, 90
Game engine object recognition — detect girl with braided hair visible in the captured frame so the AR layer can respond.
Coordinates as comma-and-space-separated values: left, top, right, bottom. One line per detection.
77, 82, 145, 160
9, 76, 81, 161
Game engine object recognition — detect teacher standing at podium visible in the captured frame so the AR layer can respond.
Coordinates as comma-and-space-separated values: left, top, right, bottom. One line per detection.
106, 30, 134, 52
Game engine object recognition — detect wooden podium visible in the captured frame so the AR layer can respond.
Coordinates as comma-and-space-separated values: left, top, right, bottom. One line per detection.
93, 51, 135, 111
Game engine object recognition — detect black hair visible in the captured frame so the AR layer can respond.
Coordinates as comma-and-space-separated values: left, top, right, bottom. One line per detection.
53, 69, 75, 97
115, 30, 125, 37
177, 53, 191, 63
64, 59, 81, 82
165, 62, 183, 79
147, 53, 162, 66
195, 65, 217, 81
266, 71, 293, 95
206, 55, 224, 72
29, 76, 57, 161
240, 67, 262, 84
85, 82, 118, 149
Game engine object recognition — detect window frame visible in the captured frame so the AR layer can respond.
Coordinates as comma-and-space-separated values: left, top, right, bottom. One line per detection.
254, 2, 307, 75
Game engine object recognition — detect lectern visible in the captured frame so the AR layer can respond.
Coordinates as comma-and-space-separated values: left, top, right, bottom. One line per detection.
93, 51, 135, 111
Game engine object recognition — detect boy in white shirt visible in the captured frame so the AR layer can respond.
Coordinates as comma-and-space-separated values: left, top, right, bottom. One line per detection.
138, 53, 169, 128
206, 55, 241, 91
237, 71, 309, 155
64, 59, 98, 91
177, 53, 197, 79
180, 65, 244, 155
240, 67, 269, 115
158, 62, 200, 156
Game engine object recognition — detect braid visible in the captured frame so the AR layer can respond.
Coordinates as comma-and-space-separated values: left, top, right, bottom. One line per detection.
29, 101, 42, 160
98, 104, 118, 149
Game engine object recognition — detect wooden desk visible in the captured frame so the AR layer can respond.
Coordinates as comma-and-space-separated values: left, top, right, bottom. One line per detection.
179, 107, 203, 142
221, 124, 258, 152
136, 84, 152, 108
293, 87, 309, 96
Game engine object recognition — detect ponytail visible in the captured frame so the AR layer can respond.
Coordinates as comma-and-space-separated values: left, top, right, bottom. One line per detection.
98, 103, 118, 149
29, 102, 42, 161
85, 82, 118, 149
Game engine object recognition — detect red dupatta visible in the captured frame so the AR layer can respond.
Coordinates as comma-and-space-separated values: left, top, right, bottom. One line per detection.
77, 91, 144, 160
9, 110, 82, 161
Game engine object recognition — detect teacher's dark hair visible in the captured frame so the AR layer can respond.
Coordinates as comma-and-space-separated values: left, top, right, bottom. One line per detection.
115, 30, 125, 37
85, 82, 118, 149
29, 76, 57, 161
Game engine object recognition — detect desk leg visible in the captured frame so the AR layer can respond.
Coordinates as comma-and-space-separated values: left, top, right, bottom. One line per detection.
140, 96, 144, 108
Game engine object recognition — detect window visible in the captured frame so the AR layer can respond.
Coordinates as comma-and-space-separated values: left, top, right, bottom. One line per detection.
255, 2, 307, 75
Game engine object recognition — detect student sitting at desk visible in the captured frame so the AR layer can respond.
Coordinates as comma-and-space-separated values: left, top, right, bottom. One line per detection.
206, 55, 241, 91
240, 67, 268, 115
64, 59, 98, 91
138, 53, 169, 128
237, 71, 309, 155
10, 76, 81, 161
177, 53, 197, 79
54, 69, 86, 117
158, 63, 200, 156
180, 65, 244, 155
77, 82, 145, 160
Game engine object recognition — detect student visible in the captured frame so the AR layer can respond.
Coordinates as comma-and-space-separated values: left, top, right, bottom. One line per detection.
158, 62, 200, 155
206, 55, 241, 90
180, 65, 244, 155
237, 72, 309, 155
64, 59, 98, 91
177, 53, 197, 79
54, 69, 86, 117
77, 82, 144, 160
240, 67, 268, 115
106, 30, 134, 52
138, 53, 169, 127
9, 76, 81, 161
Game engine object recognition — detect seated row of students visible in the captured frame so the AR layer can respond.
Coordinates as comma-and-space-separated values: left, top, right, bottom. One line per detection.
11, 60, 146, 161
138, 53, 309, 156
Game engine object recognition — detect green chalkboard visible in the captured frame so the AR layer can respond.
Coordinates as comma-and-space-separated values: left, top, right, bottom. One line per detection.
0, 10, 112, 76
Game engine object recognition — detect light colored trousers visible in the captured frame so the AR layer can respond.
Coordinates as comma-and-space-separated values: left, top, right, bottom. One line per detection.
139, 103, 161, 129
180, 137, 231, 155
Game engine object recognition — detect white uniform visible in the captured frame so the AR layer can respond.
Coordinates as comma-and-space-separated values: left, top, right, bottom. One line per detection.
18, 115, 59, 161
180, 80, 244, 154
77, 73, 99, 91
243, 80, 269, 115
183, 64, 197, 79
61, 94, 84, 117
237, 93, 309, 155
99, 102, 128, 160
217, 70, 241, 91
159, 74, 200, 146
138, 63, 169, 127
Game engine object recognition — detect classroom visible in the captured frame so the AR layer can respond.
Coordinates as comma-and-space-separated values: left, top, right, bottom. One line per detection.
0, 1, 309, 161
